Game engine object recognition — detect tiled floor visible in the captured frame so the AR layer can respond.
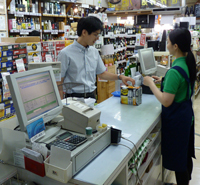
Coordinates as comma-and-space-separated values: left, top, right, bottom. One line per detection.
166, 94, 200, 185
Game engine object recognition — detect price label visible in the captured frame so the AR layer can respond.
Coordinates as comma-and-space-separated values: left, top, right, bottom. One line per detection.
33, 56, 41, 63
45, 54, 52, 62
107, 32, 114, 37
51, 30, 58, 34
14, 13, 24, 17
20, 30, 29, 35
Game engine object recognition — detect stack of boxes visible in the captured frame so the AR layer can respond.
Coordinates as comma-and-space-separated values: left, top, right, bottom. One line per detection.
12, 43, 27, 72
41, 41, 56, 62
0, 44, 15, 119
27, 42, 42, 63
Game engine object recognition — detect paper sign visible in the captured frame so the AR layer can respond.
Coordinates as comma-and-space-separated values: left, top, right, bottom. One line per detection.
45, 54, 52, 62
135, 34, 141, 46
33, 56, 41, 63
16, 58, 25, 72
140, 34, 146, 46
51, 30, 58, 35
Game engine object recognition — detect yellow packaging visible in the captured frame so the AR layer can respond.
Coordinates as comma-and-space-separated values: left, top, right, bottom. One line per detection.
121, 86, 142, 106
26, 42, 42, 52
65, 40, 74, 47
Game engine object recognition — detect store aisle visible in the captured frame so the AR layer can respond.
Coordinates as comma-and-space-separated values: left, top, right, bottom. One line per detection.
167, 94, 200, 185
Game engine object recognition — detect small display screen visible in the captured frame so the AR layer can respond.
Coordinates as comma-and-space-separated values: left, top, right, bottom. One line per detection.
57, 132, 72, 140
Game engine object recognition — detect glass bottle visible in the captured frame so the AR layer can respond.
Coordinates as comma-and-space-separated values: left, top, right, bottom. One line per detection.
185, 6, 190, 17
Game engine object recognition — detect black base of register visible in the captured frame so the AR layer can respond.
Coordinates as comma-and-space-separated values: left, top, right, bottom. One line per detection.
142, 85, 153, 95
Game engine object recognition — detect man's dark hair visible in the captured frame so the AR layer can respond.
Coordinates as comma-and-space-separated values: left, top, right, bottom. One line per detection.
77, 16, 103, 36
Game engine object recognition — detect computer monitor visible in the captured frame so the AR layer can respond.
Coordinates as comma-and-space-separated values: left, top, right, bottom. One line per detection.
138, 47, 157, 75
6, 66, 63, 132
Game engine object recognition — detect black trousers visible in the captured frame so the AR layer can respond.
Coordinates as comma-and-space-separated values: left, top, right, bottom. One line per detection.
175, 156, 193, 185
65, 91, 96, 99
175, 128, 194, 185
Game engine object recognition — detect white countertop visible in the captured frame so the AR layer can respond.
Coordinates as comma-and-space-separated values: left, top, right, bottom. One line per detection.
71, 95, 161, 185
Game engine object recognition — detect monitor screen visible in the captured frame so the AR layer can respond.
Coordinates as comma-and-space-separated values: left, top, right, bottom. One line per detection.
6, 67, 63, 131
138, 48, 157, 75
17, 71, 59, 121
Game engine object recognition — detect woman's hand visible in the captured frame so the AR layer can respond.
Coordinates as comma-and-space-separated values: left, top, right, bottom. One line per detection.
143, 76, 155, 87
152, 76, 162, 83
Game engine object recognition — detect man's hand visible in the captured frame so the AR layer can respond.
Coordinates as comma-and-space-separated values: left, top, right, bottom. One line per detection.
120, 75, 135, 86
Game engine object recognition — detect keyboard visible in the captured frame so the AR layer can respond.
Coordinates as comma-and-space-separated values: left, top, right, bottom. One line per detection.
65, 135, 87, 146
46, 139, 76, 151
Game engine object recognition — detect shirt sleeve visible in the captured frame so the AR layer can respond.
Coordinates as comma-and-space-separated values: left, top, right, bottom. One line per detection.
96, 51, 106, 75
163, 69, 182, 94
58, 49, 69, 78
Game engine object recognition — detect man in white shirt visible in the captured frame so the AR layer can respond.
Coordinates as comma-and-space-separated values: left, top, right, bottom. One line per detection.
58, 16, 135, 99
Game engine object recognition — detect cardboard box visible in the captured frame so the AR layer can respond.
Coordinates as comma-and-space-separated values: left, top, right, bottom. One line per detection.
121, 86, 142, 106
13, 54, 27, 65
13, 48, 27, 55
13, 43, 27, 49
42, 41, 56, 51
0, 56, 12, 62
41, 51, 55, 62
55, 41, 65, 50
26, 42, 42, 52
1, 61, 13, 68
0, 45, 13, 51
27, 51, 41, 63
0, 50, 13, 57
1, 37, 40, 43
65, 40, 73, 47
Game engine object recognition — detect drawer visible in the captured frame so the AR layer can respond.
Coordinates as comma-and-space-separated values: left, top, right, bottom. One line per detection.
74, 130, 111, 174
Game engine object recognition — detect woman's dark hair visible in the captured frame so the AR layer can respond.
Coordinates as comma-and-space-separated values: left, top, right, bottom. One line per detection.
169, 28, 196, 87
77, 16, 103, 36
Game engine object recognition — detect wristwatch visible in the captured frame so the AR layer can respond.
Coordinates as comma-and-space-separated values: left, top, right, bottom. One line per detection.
117, 74, 121, 80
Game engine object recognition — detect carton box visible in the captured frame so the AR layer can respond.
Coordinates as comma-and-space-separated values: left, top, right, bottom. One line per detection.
65, 40, 73, 47
13, 54, 27, 65
55, 41, 65, 50
42, 41, 56, 52
1, 37, 40, 43
0, 56, 12, 62
27, 51, 41, 63
41, 51, 55, 62
0, 45, 13, 51
1, 61, 13, 68
13, 48, 27, 56
13, 43, 27, 49
26, 42, 42, 52
0, 50, 13, 57
121, 86, 142, 106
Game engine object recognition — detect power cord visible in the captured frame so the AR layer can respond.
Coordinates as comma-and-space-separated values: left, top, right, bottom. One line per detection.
121, 137, 142, 185
111, 142, 142, 185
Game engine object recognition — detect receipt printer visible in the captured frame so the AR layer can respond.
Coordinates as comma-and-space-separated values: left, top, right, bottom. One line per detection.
61, 102, 101, 134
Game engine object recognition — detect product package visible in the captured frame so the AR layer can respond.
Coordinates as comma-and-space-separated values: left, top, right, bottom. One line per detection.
121, 86, 142, 106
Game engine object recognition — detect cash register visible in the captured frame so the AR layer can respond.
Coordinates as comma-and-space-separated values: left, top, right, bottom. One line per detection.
2, 66, 110, 183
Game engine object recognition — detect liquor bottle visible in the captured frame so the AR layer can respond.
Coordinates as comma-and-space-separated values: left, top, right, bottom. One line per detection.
185, 6, 190, 17
190, 6, 194, 17
28, 17, 31, 29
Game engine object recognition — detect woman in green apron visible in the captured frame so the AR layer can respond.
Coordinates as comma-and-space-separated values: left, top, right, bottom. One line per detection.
143, 28, 196, 185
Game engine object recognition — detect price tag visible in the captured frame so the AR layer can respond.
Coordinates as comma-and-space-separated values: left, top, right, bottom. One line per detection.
45, 54, 52, 62
33, 56, 41, 63
20, 30, 29, 35
15, 58, 25, 72
51, 30, 58, 35
14, 13, 24, 17
108, 32, 114, 37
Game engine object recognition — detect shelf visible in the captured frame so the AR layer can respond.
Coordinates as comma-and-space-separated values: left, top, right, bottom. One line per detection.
126, 45, 135, 48
43, 13, 66, 17
128, 130, 160, 180
8, 11, 41, 16
68, 15, 82, 19
10, 29, 42, 34
153, 51, 170, 57
114, 47, 127, 52
68, 35, 78, 39
104, 33, 152, 39
116, 59, 127, 64
141, 154, 160, 184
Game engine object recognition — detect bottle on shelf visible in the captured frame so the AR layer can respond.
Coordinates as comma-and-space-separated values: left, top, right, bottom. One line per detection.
190, 6, 194, 17
185, 6, 190, 17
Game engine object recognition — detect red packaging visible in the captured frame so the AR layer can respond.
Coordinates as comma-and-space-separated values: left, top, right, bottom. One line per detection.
42, 41, 56, 52
41, 51, 56, 62
24, 156, 45, 177
13, 48, 27, 55
55, 41, 65, 50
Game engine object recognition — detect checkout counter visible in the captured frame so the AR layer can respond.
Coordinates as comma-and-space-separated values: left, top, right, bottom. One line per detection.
0, 94, 163, 185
